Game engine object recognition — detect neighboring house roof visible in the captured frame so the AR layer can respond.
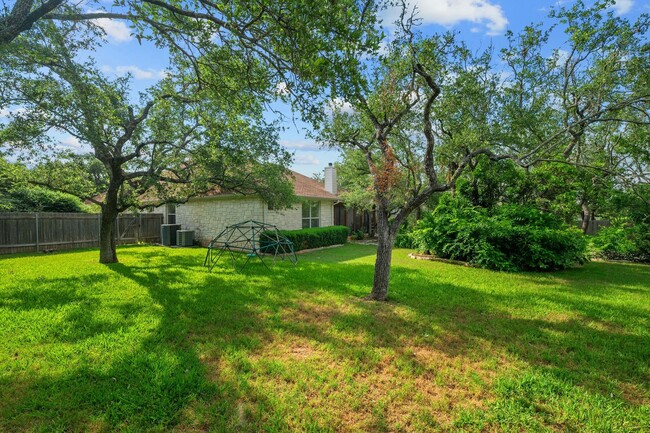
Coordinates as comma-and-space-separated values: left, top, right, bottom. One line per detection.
290, 171, 338, 200
191, 170, 338, 200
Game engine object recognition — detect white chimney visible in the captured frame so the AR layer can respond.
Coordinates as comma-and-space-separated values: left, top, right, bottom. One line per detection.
324, 163, 338, 195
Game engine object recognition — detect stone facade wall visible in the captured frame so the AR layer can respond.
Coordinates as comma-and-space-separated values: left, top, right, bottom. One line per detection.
264, 205, 302, 231
176, 196, 337, 245
176, 196, 264, 244
320, 201, 334, 227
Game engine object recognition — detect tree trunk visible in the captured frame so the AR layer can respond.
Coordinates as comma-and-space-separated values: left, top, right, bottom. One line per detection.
99, 207, 118, 263
367, 211, 396, 301
581, 203, 592, 234
470, 178, 480, 206
0, 0, 65, 46
99, 179, 120, 264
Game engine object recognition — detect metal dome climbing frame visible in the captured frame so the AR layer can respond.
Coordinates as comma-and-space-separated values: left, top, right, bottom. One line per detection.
203, 220, 297, 271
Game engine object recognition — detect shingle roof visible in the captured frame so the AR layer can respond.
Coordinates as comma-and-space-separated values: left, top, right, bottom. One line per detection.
290, 171, 338, 199
132, 169, 338, 205
196, 170, 337, 200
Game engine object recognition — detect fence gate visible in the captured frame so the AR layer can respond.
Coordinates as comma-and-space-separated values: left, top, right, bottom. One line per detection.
116, 213, 163, 244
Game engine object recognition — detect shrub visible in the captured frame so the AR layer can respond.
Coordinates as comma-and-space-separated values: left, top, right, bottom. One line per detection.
4, 186, 87, 212
591, 220, 650, 262
411, 195, 587, 271
395, 224, 417, 249
395, 232, 415, 249
263, 226, 348, 251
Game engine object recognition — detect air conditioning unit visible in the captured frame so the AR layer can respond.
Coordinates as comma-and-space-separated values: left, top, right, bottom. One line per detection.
176, 230, 194, 247
160, 224, 181, 246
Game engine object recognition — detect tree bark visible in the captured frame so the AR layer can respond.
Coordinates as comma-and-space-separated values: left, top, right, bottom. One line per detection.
99, 207, 118, 263
0, 0, 64, 46
580, 202, 592, 234
99, 178, 121, 264
367, 210, 396, 301
414, 205, 422, 221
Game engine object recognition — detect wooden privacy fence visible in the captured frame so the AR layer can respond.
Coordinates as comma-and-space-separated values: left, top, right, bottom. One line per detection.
0, 212, 163, 255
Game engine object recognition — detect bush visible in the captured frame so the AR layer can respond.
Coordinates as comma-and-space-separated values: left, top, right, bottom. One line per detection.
411, 195, 588, 271
4, 186, 87, 212
395, 226, 416, 249
264, 226, 348, 251
591, 220, 650, 262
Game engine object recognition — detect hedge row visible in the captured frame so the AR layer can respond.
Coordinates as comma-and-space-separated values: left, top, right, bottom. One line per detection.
265, 226, 348, 251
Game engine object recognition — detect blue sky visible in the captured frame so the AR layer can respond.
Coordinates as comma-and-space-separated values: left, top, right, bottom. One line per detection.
6, 0, 647, 176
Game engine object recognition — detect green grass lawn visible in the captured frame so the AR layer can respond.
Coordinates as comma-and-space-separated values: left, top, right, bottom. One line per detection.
0, 244, 648, 432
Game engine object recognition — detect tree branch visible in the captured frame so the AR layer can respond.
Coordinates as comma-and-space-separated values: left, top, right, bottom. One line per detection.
0, 0, 64, 46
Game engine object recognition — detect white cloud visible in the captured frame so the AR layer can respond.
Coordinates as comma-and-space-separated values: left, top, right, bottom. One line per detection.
89, 10, 132, 43
101, 65, 168, 80
326, 97, 354, 115
275, 81, 289, 95
59, 136, 83, 149
294, 154, 321, 166
0, 107, 26, 118
378, 41, 390, 55
549, 48, 571, 68
54, 135, 89, 154
612, 0, 633, 15
280, 139, 324, 151
385, 0, 508, 36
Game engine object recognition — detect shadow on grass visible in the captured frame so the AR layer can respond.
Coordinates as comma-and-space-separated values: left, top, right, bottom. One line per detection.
514, 260, 650, 290
1, 252, 295, 431
1, 245, 648, 431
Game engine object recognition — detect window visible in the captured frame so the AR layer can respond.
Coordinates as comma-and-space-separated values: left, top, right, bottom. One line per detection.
302, 201, 320, 228
166, 204, 176, 224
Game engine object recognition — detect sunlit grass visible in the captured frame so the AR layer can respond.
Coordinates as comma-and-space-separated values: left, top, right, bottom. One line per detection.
0, 244, 648, 432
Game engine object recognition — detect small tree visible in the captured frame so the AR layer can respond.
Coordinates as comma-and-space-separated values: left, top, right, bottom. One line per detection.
499, 1, 650, 231
322, 22, 504, 300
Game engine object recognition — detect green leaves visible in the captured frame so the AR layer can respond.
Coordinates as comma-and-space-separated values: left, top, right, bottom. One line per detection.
591, 219, 650, 262
411, 195, 588, 272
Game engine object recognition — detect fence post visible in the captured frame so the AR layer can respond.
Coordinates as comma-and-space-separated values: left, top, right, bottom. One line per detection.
98, 214, 101, 246
139, 213, 142, 242
35, 213, 39, 252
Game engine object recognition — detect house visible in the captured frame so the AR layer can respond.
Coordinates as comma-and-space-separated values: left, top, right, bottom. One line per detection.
165, 164, 339, 245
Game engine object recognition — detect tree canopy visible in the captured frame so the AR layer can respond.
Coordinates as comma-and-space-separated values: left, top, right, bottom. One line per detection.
1, 0, 380, 121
